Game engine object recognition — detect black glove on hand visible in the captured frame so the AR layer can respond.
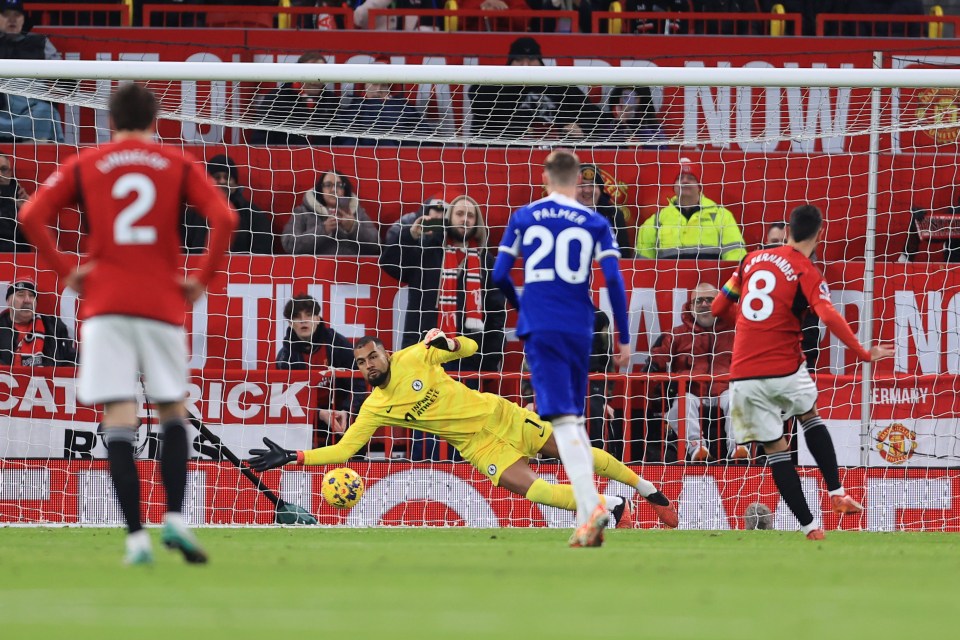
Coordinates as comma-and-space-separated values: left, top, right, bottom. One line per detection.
248, 437, 297, 472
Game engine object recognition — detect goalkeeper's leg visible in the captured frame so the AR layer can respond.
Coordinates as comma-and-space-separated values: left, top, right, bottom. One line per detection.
497, 459, 624, 522
537, 434, 678, 529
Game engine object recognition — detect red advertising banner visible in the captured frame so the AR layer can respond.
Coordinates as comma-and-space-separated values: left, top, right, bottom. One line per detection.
1, 460, 957, 531
0, 369, 319, 459
30, 28, 960, 153
2, 257, 958, 375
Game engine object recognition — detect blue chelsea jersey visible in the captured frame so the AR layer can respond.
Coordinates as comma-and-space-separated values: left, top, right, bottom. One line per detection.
498, 193, 620, 338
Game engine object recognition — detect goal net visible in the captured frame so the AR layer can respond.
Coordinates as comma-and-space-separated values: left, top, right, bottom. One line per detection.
0, 59, 958, 531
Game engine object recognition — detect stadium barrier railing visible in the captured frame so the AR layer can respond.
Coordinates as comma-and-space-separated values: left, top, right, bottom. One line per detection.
590, 10, 803, 36
815, 12, 960, 37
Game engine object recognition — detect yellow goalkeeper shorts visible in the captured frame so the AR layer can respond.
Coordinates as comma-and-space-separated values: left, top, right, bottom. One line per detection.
460, 395, 553, 486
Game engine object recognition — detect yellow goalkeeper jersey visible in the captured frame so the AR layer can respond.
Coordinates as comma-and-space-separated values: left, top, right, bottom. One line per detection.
303, 337, 500, 466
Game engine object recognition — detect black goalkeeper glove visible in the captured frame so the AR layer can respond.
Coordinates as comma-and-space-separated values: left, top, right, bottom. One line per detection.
248, 437, 298, 472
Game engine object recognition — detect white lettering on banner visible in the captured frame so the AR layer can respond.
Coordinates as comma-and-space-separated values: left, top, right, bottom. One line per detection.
872, 387, 930, 405
189, 294, 208, 369
773, 476, 821, 531
946, 293, 960, 374
345, 469, 500, 527
269, 382, 308, 419
866, 478, 952, 531
736, 61, 779, 153
21, 377, 57, 413
828, 289, 863, 374
627, 288, 660, 370
677, 475, 731, 530
225, 382, 265, 420
226, 282, 274, 370
184, 382, 203, 418
0, 372, 18, 411
181, 52, 226, 143
330, 284, 372, 339
784, 63, 853, 153
685, 61, 732, 146
895, 290, 943, 374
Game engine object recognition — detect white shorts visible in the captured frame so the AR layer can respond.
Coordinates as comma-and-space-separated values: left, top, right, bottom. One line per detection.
78, 315, 188, 406
729, 365, 819, 444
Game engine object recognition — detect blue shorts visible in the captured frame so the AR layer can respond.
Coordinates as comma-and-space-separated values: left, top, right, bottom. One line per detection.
524, 331, 592, 418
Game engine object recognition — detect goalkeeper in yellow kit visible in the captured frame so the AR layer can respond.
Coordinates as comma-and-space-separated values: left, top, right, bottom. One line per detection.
249, 329, 678, 529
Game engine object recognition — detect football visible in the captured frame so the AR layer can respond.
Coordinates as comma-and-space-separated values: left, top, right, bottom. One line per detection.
321, 467, 365, 509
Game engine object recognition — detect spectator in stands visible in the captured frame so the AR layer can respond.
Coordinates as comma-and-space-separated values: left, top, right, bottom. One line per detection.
276, 294, 364, 444
762, 221, 787, 249
384, 193, 448, 247
649, 283, 745, 462
0, 278, 76, 366
282, 171, 379, 256
339, 64, 434, 146
0, 153, 30, 252
380, 193, 506, 459
844, 0, 924, 37
576, 163, 633, 258
249, 51, 342, 146
468, 37, 608, 141
0, 0, 66, 142
636, 158, 747, 260
354, 0, 443, 30
293, 0, 349, 30
207, 155, 273, 254
181, 155, 274, 255
605, 86, 665, 144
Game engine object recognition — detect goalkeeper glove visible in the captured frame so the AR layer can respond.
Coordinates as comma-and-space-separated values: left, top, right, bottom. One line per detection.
423, 328, 458, 351
248, 437, 299, 472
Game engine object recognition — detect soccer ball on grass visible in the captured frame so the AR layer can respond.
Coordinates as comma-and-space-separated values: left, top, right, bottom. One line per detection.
321, 467, 365, 509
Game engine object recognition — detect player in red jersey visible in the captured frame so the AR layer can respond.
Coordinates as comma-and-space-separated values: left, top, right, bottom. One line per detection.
712, 204, 893, 540
19, 84, 237, 564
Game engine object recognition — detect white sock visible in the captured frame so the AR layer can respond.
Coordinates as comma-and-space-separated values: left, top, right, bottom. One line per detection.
635, 478, 657, 498
164, 511, 185, 528
126, 529, 150, 550
828, 487, 846, 497
552, 415, 601, 525
800, 522, 819, 535
602, 495, 623, 511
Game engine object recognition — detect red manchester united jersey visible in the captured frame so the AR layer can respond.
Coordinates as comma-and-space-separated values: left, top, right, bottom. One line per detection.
20, 139, 236, 326
721, 245, 832, 380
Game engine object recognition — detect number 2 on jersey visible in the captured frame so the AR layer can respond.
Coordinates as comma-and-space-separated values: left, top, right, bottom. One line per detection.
523, 225, 593, 284
741, 269, 776, 321
113, 173, 157, 245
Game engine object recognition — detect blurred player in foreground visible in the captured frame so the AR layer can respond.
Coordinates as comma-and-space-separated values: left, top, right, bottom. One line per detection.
249, 331, 677, 531
712, 204, 893, 540
20, 83, 237, 564
492, 150, 633, 547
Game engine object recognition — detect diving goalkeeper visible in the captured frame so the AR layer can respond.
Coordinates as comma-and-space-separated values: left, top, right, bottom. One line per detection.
249, 329, 677, 529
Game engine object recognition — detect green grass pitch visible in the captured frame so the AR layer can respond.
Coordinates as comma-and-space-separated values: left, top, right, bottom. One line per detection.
0, 527, 956, 640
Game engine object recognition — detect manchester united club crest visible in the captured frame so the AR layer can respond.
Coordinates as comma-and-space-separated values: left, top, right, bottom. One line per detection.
876, 423, 918, 465
915, 88, 960, 144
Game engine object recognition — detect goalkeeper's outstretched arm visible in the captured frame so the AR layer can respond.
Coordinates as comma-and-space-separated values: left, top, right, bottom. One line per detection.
248, 417, 379, 471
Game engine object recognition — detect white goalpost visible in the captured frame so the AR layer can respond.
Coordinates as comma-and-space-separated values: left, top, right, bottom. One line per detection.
0, 60, 958, 531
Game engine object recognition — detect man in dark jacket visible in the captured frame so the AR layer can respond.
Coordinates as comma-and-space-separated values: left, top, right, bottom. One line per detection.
248, 51, 342, 146
0, 279, 76, 366
0, 153, 30, 252
182, 155, 273, 254
468, 36, 608, 142
649, 283, 744, 462
276, 294, 364, 444
0, 0, 66, 142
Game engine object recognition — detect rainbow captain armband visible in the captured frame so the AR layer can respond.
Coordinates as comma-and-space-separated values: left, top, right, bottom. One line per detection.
720, 278, 741, 302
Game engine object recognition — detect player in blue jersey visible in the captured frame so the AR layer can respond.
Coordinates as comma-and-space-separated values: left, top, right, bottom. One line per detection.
493, 150, 633, 547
